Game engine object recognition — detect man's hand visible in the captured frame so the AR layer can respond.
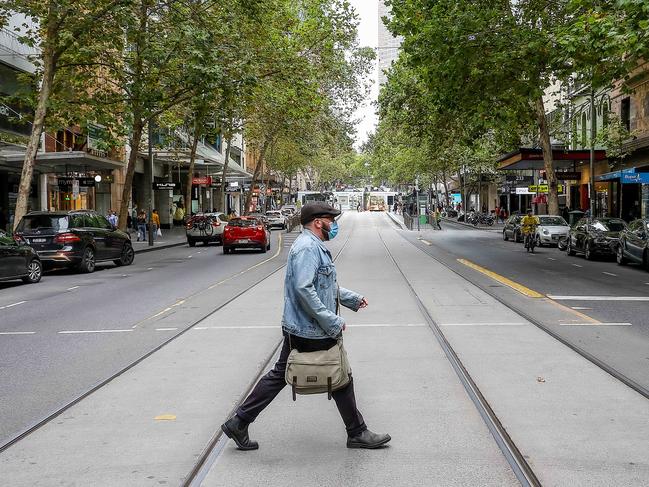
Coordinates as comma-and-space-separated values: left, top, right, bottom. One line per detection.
342, 322, 346, 331
359, 297, 368, 309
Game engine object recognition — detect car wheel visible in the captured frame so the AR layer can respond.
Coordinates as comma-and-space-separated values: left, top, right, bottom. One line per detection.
267, 241, 271, 251
503, 230, 509, 241
77, 247, 96, 273
261, 243, 268, 253
643, 249, 649, 272
585, 241, 594, 260
22, 259, 42, 284
223, 246, 229, 254
114, 243, 135, 267
188, 239, 196, 247
566, 240, 576, 256
616, 243, 627, 265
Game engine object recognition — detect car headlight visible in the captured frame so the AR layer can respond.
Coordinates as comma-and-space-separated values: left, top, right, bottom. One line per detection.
542, 229, 549, 235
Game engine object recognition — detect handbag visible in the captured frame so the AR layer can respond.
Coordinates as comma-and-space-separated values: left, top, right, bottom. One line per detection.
156, 228, 162, 237
284, 288, 351, 400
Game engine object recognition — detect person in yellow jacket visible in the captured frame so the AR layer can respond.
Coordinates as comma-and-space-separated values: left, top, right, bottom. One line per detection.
152, 209, 161, 240
520, 209, 539, 250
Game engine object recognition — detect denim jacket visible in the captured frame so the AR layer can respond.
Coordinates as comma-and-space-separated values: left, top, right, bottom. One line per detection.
282, 229, 362, 339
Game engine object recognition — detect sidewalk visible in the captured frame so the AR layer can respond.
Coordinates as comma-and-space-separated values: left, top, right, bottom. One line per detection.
130, 225, 187, 253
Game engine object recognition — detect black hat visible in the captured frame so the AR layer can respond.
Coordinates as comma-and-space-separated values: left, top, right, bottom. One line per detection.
300, 202, 341, 225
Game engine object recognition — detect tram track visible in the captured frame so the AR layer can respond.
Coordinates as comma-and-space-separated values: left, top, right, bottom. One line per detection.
396, 220, 649, 402
0, 230, 295, 455
375, 227, 542, 487
182, 215, 357, 487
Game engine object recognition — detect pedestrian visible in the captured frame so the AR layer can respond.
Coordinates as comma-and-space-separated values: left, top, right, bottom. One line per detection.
137, 210, 147, 241
221, 202, 391, 451
151, 209, 161, 240
434, 207, 442, 230
108, 210, 118, 228
495, 206, 500, 222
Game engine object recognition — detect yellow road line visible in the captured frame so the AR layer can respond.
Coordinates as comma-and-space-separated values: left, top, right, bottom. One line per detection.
420, 239, 432, 246
457, 258, 544, 298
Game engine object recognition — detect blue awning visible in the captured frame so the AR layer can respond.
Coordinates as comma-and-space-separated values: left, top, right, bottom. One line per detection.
595, 171, 621, 181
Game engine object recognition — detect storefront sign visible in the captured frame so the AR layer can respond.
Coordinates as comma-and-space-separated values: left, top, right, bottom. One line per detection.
556, 172, 582, 180
57, 177, 96, 189
528, 184, 564, 193
192, 176, 212, 185
505, 175, 533, 184
516, 187, 534, 195
153, 182, 178, 190
225, 186, 241, 193
621, 170, 649, 184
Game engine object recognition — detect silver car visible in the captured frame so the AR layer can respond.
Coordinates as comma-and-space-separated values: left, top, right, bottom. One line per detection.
186, 212, 229, 246
265, 210, 287, 229
534, 215, 569, 247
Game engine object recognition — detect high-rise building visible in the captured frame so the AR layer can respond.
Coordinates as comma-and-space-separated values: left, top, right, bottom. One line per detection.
377, 1, 402, 86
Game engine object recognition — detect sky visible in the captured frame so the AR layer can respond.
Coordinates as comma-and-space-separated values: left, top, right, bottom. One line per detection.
349, 0, 379, 150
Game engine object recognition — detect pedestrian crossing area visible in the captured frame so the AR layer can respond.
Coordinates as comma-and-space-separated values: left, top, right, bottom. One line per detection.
282, 231, 300, 248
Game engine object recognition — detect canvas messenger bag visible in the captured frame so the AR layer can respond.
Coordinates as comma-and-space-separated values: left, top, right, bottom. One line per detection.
285, 337, 351, 400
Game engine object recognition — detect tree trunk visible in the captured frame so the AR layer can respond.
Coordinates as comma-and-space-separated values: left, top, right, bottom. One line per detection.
118, 119, 144, 231
13, 40, 58, 230
534, 95, 559, 215
218, 134, 233, 212
185, 124, 201, 216
442, 168, 450, 207
243, 140, 269, 215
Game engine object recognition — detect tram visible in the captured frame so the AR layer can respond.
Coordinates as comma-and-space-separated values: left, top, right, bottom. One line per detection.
332, 190, 364, 211
367, 191, 398, 211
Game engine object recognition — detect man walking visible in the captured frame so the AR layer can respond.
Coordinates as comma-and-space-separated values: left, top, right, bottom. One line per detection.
221, 202, 390, 450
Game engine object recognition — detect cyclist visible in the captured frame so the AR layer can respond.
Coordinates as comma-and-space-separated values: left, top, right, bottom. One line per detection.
521, 209, 539, 252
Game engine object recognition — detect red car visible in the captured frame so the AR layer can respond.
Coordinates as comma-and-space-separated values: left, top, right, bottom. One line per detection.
223, 217, 271, 254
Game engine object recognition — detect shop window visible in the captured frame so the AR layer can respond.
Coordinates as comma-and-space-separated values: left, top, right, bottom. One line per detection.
621, 97, 631, 132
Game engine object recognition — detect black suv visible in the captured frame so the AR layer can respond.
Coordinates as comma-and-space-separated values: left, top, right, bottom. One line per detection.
0, 231, 42, 284
566, 217, 627, 260
14, 210, 134, 273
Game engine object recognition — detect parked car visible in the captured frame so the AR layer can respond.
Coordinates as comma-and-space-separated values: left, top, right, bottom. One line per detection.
0, 231, 42, 284
502, 215, 523, 242
281, 205, 297, 216
186, 212, 228, 246
566, 217, 627, 260
616, 218, 649, 269
14, 210, 134, 273
248, 212, 271, 228
534, 215, 570, 247
223, 217, 271, 254
265, 210, 287, 229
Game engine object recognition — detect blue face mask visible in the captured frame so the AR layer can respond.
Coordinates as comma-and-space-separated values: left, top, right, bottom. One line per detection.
323, 220, 339, 241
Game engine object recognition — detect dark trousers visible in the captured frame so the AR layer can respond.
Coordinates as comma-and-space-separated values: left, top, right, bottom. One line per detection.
236, 332, 367, 437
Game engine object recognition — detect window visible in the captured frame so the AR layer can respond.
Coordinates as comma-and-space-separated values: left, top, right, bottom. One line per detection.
95, 215, 113, 229
621, 97, 631, 132
17, 215, 69, 232
539, 216, 567, 226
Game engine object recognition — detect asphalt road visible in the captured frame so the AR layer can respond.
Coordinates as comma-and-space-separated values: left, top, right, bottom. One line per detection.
400, 217, 649, 393
0, 229, 291, 447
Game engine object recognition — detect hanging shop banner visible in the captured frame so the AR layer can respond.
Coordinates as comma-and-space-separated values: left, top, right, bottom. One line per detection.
192, 176, 212, 185
528, 184, 564, 194
153, 182, 178, 190
516, 187, 535, 195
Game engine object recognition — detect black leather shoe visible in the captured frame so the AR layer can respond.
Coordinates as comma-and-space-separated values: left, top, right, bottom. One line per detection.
221, 415, 259, 450
346, 429, 391, 449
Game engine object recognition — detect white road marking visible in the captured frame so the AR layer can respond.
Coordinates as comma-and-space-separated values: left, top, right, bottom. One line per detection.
0, 331, 36, 335
194, 325, 276, 330
571, 264, 583, 268
155, 327, 179, 331
420, 239, 432, 246
439, 322, 527, 326
547, 257, 556, 261
187, 255, 192, 258
548, 295, 649, 301
147, 267, 153, 271
67, 286, 80, 291
172, 300, 185, 307
602, 272, 617, 277
58, 329, 133, 334
571, 306, 592, 310
151, 307, 172, 318
559, 322, 632, 326
0, 301, 27, 310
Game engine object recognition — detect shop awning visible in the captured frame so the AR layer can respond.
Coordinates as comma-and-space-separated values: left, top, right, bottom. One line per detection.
0, 146, 125, 173
498, 148, 607, 171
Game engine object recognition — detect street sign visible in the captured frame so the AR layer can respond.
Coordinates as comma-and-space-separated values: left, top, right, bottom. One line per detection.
153, 182, 178, 190
556, 172, 582, 181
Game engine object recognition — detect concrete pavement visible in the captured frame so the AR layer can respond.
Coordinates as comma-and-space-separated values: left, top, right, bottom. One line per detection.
1, 212, 648, 486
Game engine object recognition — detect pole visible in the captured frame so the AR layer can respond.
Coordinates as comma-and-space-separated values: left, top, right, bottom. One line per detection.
589, 87, 596, 218
147, 120, 154, 246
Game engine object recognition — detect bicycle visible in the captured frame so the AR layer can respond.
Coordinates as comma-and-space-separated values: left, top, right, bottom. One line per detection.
193, 218, 214, 237
523, 226, 537, 253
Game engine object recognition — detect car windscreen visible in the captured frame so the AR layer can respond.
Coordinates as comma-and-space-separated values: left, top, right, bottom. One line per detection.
266, 212, 281, 217
228, 219, 259, 227
17, 215, 69, 233
539, 217, 567, 226
592, 220, 625, 232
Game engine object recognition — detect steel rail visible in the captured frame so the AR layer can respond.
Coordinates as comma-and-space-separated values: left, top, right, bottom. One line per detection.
182, 214, 356, 487
0, 233, 290, 454
376, 228, 542, 487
